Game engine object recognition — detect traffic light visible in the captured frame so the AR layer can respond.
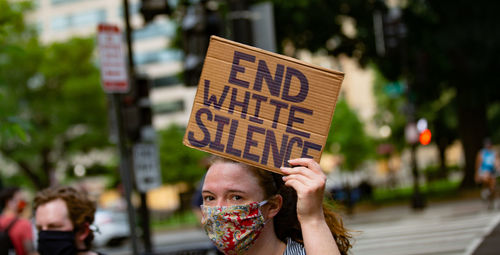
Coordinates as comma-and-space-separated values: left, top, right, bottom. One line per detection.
419, 129, 432, 146
135, 75, 153, 126
181, 1, 223, 86
121, 94, 141, 143
140, 0, 172, 24
121, 75, 153, 143
383, 7, 406, 57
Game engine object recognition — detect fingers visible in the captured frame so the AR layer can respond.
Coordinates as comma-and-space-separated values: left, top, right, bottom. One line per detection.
282, 172, 311, 187
281, 166, 316, 180
280, 158, 326, 194
288, 158, 322, 173
281, 158, 326, 180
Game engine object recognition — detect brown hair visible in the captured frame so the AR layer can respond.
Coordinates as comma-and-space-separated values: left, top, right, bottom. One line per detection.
0, 186, 20, 209
207, 156, 352, 254
33, 186, 96, 248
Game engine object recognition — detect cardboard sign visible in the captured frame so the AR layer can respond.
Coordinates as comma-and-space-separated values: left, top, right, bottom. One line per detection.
183, 36, 344, 174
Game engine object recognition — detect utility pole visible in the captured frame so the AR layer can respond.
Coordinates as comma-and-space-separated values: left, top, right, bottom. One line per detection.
374, 2, 425, 210
228, 0, 253, 45
121, 0, 140, 254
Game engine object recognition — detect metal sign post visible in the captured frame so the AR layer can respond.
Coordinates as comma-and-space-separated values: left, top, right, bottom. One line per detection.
112, 94, 140, 255
97, 22, 139, 255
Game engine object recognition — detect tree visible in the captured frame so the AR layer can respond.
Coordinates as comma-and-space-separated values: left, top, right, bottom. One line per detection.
157, 125, 207, 186
271, 0, 500, 188
0, 0, 34, 143
0, 0, 109, 189
325, 99, 374, 171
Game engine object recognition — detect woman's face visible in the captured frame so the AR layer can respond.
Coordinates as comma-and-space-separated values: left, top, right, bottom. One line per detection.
202, 161, 265, 207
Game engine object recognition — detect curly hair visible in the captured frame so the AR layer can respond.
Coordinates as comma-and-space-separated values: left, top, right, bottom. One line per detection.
33, 186, 96, 249
207, 156, 352, 255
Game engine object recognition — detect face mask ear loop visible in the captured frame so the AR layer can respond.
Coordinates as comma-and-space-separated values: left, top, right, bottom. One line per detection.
258, 200, 268, 207
258, 200, 274, 224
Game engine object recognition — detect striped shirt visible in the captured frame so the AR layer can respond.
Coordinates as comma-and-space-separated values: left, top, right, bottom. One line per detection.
283, 238, 306, 255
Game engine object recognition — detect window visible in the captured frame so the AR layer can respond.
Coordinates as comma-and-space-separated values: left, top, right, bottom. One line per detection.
50, 9, 106, 31
133, 20, 176, 40
153, 100, 185, 114
51, 0, 80, 5
117, 2, 140, 17
134, 49, 182, 65
72, 9, 106, 27
152, 75, 182, 87
51, 16, 69, 30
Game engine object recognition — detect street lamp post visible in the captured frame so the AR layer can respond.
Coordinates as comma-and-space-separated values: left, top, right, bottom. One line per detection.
374, 2, 426, 210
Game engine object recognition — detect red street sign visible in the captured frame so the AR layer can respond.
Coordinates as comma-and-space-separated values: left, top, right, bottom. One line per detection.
97, 24, 129, 93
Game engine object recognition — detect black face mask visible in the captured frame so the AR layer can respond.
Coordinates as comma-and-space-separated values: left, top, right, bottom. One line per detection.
37, 230, 79, 255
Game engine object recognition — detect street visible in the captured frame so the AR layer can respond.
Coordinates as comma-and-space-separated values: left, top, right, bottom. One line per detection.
100, 198, 500, 255
345, 199, 500, 255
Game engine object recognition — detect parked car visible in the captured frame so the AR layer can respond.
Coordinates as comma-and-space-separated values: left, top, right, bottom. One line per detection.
93, 209, 130, 247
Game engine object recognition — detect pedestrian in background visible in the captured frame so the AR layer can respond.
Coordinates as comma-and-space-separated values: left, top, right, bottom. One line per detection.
200, 156, 351, 255
0, 186, 36, 255
475, 138, 499, 207
33, 186, 104, 255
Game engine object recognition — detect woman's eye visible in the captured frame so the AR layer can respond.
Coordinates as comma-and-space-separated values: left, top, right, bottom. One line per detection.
203, 195, 214, 202
231, 195, 242, 201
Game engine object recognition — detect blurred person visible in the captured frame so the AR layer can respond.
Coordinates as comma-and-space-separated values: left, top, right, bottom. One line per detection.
191, 175, 205, 224
475, 138, 499, 205
0, 186, 36, 255
33, 186, 104, 255
200, 156, 351, 255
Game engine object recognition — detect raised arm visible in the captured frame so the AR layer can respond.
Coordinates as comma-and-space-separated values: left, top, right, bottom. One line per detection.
475, 151, 482, 182
281, 158, 341, 255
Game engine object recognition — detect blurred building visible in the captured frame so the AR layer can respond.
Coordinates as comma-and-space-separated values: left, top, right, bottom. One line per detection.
26, 0, 196, 129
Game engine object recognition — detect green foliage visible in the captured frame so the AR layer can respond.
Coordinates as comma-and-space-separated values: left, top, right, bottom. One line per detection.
372, 179, 460, 205
0, 0, 109, 188
372, 68, 407, 152
487, 102, 500, 143
325, 99, 374, 171
1, 36, 109, 188
158, 125, 207, 186
0, 0, 37, 143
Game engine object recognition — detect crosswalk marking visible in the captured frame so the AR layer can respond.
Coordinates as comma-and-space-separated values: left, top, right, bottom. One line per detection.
347, 204, 500, 255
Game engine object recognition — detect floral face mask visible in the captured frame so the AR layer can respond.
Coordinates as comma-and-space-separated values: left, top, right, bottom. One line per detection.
201, 201, 268, 255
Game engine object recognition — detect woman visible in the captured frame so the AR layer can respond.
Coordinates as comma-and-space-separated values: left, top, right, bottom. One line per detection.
201, 156, 351, 255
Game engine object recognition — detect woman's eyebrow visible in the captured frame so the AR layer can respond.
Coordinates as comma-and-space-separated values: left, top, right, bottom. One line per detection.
226, 189, 247, 194
202, 189, 247, 194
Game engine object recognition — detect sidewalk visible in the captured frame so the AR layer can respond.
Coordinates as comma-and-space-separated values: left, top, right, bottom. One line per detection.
473, 218, 500, 255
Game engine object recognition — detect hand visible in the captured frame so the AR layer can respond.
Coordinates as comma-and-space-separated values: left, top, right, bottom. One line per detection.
281, 158, 326, 223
